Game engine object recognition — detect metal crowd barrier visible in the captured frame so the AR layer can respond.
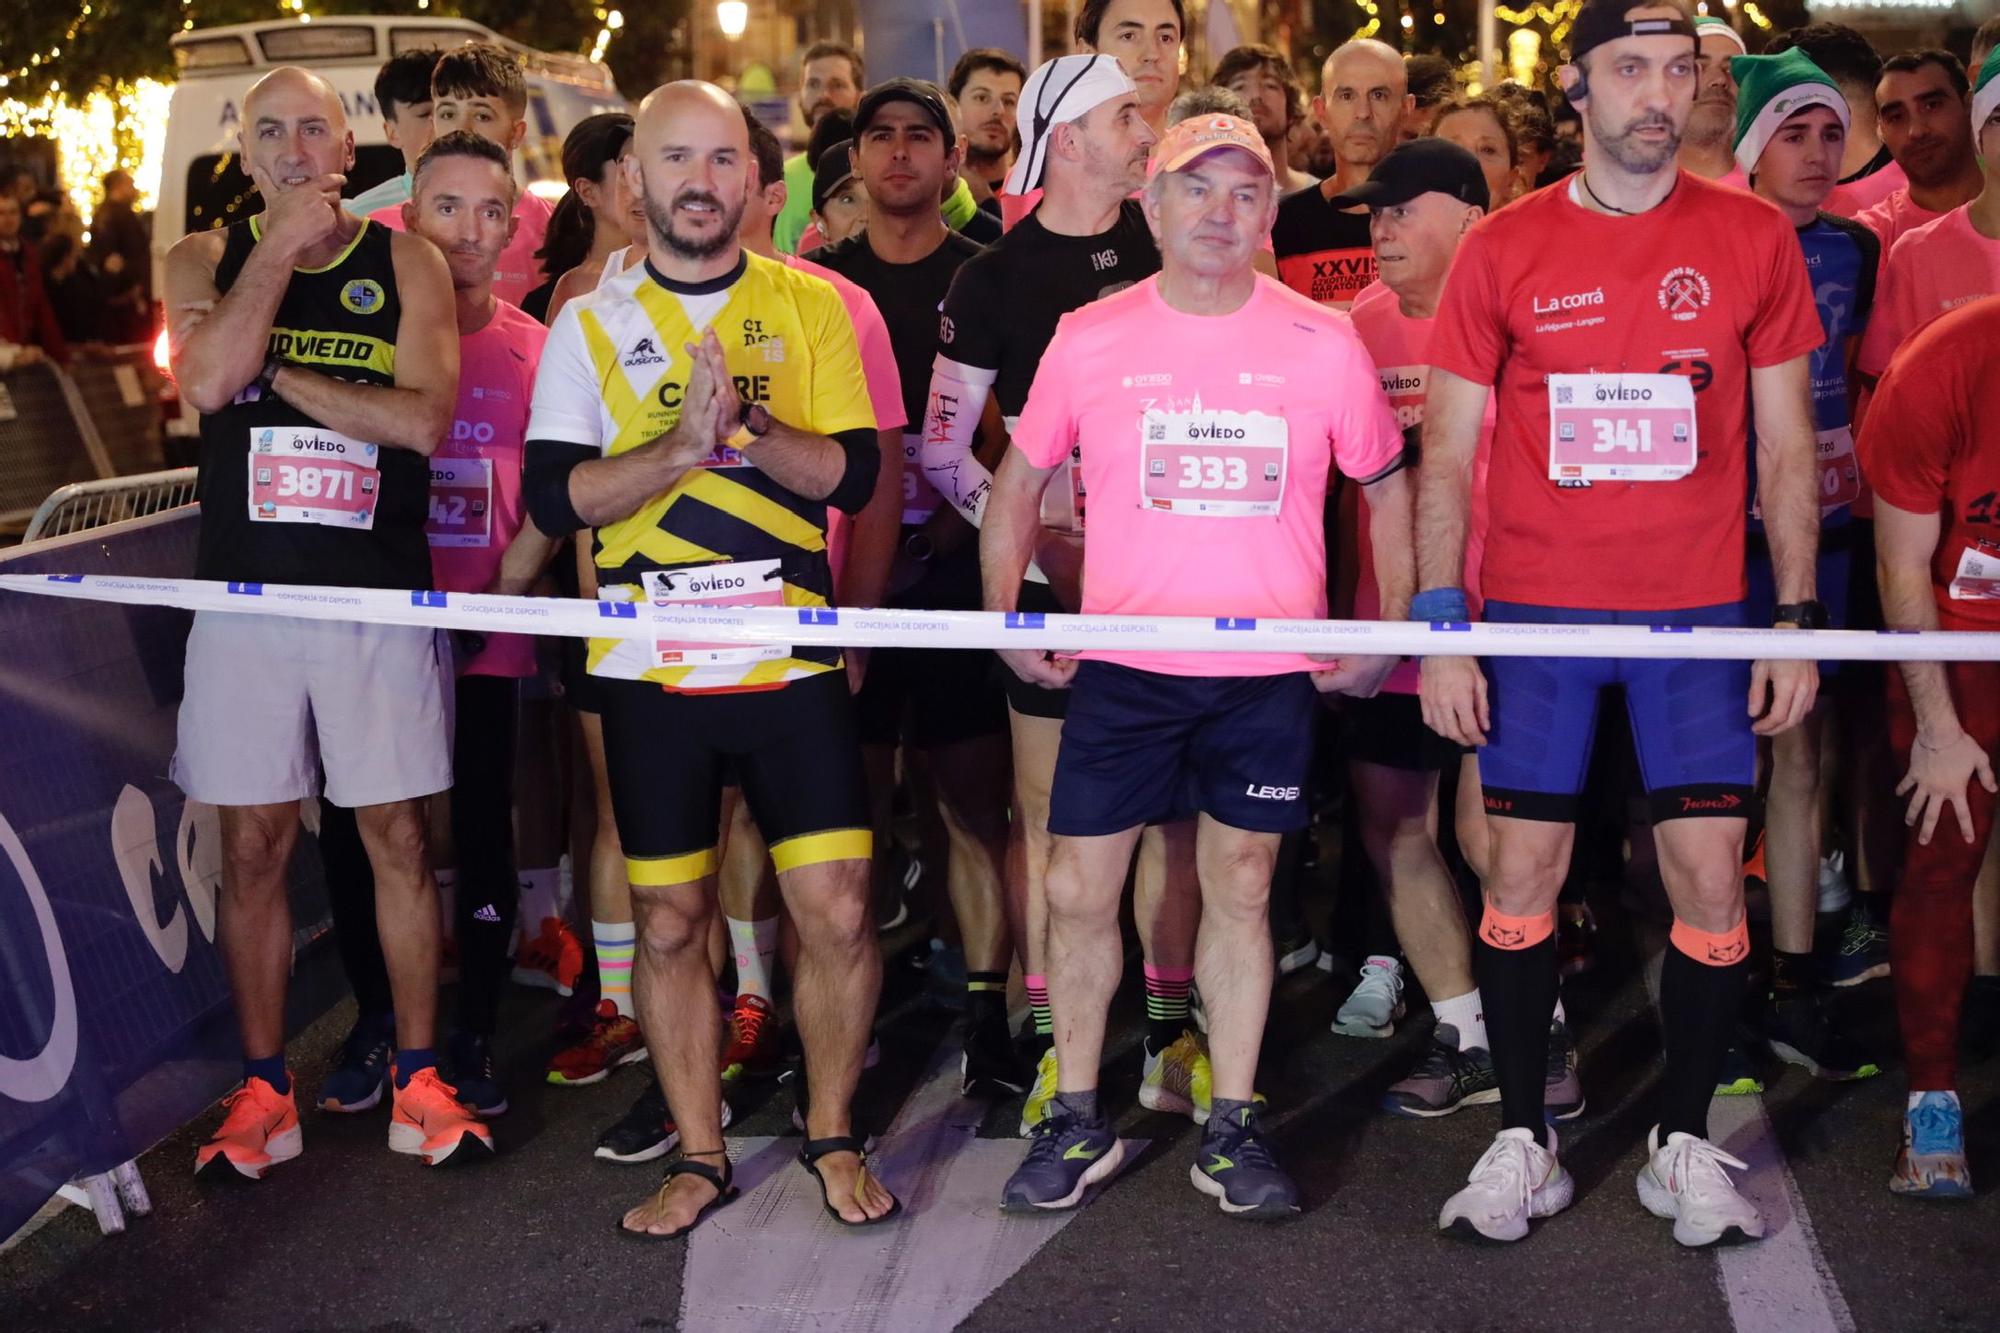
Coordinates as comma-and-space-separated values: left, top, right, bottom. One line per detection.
64, 345, 169, 478
0, 360, 109, 534
22, 468, 199, 544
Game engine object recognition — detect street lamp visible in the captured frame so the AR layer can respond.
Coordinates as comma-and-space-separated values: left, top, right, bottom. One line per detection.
717, 2, 749, 38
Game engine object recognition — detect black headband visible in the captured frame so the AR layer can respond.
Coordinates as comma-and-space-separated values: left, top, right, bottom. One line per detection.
1567, 11, 1698, 65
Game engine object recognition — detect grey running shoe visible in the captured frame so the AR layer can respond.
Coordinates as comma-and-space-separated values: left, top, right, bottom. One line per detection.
1332, 956, 1406, 1038
1190, 1105, 1300, 1219
1381, 1026, 1500, 1119
1545, 1020, 1585, 1121
1000, 1113, 1125, 1212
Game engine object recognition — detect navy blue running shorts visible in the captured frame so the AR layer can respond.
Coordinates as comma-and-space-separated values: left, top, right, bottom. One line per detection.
1047, 661, 1318, 837
1475, 600, 1756, 825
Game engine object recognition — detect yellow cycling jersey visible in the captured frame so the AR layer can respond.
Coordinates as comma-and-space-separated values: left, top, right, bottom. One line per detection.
527, 251, 875, 691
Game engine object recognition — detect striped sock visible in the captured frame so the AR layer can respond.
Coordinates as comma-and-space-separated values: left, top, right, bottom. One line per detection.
727, 916, 780, 1003
1144, 963, 1194, 1055
967, 969, 1008, 1020
594, 919, 636, 1018
1025, 973, 1052, 1046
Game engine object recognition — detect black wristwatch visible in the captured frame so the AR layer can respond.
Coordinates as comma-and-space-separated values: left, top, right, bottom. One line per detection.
1773, 600, 1828, 630
739, 402, 773, 438
254, 354, 283, 398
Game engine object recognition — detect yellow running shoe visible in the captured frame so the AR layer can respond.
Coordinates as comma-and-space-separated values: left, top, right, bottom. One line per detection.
1017, 1046, 1059, 1138
1140, 1030, 1214, 1124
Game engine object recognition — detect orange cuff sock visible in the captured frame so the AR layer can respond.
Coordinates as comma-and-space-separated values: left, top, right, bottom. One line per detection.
1670, 917, 1751, 967
1477, 904, 1556, 951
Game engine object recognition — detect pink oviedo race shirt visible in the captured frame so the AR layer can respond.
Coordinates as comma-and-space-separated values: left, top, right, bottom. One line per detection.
374, 188, 554, 310
1012, 274, 1403, 677
428, 299, 548, 677
1348, 289, 1496, 694
1856, 206, 2000, 377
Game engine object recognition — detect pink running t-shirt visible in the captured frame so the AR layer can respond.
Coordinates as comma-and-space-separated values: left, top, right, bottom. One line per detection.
1855, 188, 1946, 262
429, 299, 548, 677
375, 188, 554, 309
785, 252, 905, 590
1856, 206, 2000, 377
1826, 160, 1907, 219
1349, 291, 1495, 695
1012, 274, 1403, 677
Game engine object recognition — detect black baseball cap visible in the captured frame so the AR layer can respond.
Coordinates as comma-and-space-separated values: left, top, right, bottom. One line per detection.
1329, 137, 1490, 211
812, 140, 859, 214
852, 77, 956, 139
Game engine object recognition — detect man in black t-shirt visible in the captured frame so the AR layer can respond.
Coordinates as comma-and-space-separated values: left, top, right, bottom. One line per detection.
1273, 38, 1411, 309
814, 78, 1020, 1098
923, 54, 1218, 1141
161, 67, 486, 1180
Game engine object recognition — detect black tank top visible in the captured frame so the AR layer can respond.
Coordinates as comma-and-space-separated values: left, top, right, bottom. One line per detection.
194, 217, 432, 589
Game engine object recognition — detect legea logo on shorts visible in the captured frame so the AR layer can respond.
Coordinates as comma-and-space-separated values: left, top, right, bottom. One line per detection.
1245, 784, 1301, 801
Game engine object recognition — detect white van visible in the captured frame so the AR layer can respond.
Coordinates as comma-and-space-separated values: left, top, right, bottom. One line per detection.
156, 16, 629, 290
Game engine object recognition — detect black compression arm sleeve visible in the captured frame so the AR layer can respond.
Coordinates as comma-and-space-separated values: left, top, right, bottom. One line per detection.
825, 426, 881, 516
522, 441, 598, 539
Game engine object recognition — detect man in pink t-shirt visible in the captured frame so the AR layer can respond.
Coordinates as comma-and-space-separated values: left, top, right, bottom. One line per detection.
319, 132, 553, 1117
1855, 75, 2000, 382
1856, 53, 1987, 257
986, 115, 1409, 1220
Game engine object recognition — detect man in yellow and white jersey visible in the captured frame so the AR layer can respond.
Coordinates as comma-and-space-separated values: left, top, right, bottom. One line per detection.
521, 81, 897, 1238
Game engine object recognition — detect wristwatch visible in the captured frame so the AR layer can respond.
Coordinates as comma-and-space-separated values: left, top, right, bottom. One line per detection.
726, 402, 773, 449
253, 354, 283, 399
1773, 600, 1828, 630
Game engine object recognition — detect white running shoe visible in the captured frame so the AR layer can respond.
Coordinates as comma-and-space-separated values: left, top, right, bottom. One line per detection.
1332, 956, 1406, 1038
1635, 1126, 1766, 1247
1439, 1126, 1574, 1242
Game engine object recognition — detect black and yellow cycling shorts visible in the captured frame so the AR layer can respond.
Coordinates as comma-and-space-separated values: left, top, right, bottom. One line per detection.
597, 671, 871, 886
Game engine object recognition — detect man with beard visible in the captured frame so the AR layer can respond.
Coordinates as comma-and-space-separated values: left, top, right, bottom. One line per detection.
1216, 43, 1317, 194
1860, 52, 1985, 256
1273, 39, 1411, 311
1417, 0, 1823, 1246
776, 42, 864, 254
1857, 51, 2000, 386
814, 80, 1019, 1097
522, 81, 895, 1238
1677, 16, 1748, 188
949, 48, 1026, 211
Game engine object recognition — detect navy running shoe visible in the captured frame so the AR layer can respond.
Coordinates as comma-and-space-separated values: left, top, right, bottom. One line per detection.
320, 1019, 393, 1114
1190, 1105, 1300, 1219
1000, 1113, 1124, 1212
448, 1032, 509, 1117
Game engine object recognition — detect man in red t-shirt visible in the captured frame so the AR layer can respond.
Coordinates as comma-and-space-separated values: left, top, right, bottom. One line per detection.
1415, 0, 1824, 1248
1857, 294, 2000, 1201
1859, 52, 1985, 257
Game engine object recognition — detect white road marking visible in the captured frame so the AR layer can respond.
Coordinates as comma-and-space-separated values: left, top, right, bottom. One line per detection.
680, 1044, 1109, 1332
1709, 1093, 1857, 1333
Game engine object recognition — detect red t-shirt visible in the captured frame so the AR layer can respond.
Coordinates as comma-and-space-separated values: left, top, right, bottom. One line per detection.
1857, 294, 2000, 631
1427, 172, 1823, 611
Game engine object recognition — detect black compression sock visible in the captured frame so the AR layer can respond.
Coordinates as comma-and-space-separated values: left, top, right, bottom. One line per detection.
1659, 925, 1751, 1140
1473, 911, 1559, 1146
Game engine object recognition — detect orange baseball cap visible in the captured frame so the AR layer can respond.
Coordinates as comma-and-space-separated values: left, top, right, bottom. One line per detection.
1147, 113, 1274, 181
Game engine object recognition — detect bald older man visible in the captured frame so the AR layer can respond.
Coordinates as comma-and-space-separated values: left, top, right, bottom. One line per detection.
520, 80, 896, 1238
162, 67, 483, 1179
1273, 38, 1413, 310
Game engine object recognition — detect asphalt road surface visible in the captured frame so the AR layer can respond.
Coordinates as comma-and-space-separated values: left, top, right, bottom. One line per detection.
4, 906, 1997, 1332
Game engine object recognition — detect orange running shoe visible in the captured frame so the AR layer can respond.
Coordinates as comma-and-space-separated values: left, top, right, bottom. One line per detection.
389, 1066, 495, 1166
194, 1076, 301, 1181
721, 994, 782, 1082
547, 999, 648, 1086
512, 916, 584, 996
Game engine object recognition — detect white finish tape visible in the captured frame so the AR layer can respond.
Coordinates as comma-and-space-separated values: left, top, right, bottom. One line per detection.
4, 573, 1999, 662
